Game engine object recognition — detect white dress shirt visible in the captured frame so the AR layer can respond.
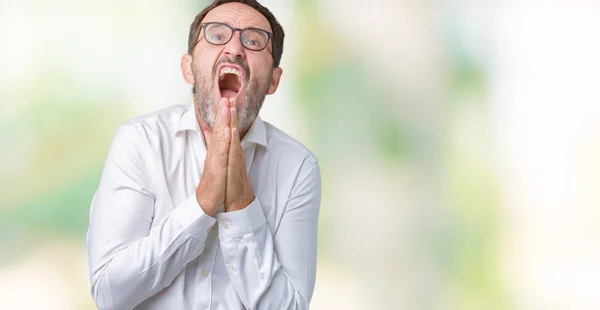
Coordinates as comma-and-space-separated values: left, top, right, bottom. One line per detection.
87, 104, 320, 310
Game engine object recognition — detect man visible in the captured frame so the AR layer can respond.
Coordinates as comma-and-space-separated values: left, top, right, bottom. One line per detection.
86, 1, 320, 309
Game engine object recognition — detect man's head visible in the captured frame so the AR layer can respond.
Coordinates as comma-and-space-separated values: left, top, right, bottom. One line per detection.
180, 0, 285, 134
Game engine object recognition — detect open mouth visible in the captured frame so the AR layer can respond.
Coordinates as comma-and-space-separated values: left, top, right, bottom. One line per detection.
217, 65, 245, 102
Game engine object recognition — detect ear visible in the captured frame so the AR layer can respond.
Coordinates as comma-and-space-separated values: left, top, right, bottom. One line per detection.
266, 67, 283, 95
180, 54, 195, 85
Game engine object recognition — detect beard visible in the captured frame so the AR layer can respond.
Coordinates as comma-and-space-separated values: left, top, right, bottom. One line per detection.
192, 57, 271, 133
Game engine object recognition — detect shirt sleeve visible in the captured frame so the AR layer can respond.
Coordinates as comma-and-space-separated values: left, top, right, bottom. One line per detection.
87, 124, 216, 310
217, 160, 321, 309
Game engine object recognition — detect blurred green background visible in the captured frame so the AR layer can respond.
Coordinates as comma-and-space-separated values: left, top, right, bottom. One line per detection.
2, 1, 600, 309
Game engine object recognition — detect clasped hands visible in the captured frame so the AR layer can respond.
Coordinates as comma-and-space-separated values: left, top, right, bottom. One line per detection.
196, 98, 255, 217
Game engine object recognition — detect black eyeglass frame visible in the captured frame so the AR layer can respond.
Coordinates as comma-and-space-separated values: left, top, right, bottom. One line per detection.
197, 22, 273, 52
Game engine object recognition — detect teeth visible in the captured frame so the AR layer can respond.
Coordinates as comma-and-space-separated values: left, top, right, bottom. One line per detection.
219, 67, 241, 80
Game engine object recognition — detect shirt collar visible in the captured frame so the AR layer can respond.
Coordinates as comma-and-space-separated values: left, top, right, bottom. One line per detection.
176, 104, 201, 134
242, 113, 268, 148
175, 103, 268, 149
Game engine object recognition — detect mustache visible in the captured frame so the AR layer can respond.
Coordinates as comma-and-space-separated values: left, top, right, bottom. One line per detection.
212, 57, 250, 82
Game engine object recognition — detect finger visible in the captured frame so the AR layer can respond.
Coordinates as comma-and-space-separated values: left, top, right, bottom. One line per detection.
229, 127, 243, 163
228, 127, 237, 175
206, 98, 224, 151
227, 127, 236, 179
232, 127, 247, 177
216, 125, 231, 165
230, 105, 238, 130
213, 98, 230, 134
221, 98, 231, 130
213, 98, 224, 130
214, 99, 231, 156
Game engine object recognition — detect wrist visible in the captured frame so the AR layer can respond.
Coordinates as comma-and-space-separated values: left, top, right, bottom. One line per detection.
196, 192, 218, 217
227, 194, 255, 212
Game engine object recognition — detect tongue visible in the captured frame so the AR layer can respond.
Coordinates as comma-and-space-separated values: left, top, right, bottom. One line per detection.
221, 89, 238, 99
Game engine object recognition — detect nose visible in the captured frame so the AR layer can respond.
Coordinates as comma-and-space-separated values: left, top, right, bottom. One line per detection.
223, 31, 246, 59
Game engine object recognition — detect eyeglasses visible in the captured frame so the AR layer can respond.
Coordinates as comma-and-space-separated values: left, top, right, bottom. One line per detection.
198, 22, 272, 52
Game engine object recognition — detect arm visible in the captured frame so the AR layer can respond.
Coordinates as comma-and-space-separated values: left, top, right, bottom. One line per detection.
219, 159, 321, 309
87, 124, 216, 310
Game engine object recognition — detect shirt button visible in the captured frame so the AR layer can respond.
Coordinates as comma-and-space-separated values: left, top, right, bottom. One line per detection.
227, 265, 236, 272
202, 269, 209, 277
222, 221, 229, 228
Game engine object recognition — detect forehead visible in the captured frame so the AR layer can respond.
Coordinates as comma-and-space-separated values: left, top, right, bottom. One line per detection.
202, 2, 272, 32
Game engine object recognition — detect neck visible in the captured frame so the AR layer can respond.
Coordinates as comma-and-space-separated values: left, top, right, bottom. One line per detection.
194, 99, 249, 148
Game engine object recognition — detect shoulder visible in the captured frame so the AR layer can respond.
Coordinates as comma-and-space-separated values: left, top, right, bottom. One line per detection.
263, 121, 319, 171
112, 105, 188, 145
122, 105, 187, 133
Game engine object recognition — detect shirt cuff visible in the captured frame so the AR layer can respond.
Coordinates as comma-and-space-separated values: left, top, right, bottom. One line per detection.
217, 198, 266, 238
171, 194, 217, 241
